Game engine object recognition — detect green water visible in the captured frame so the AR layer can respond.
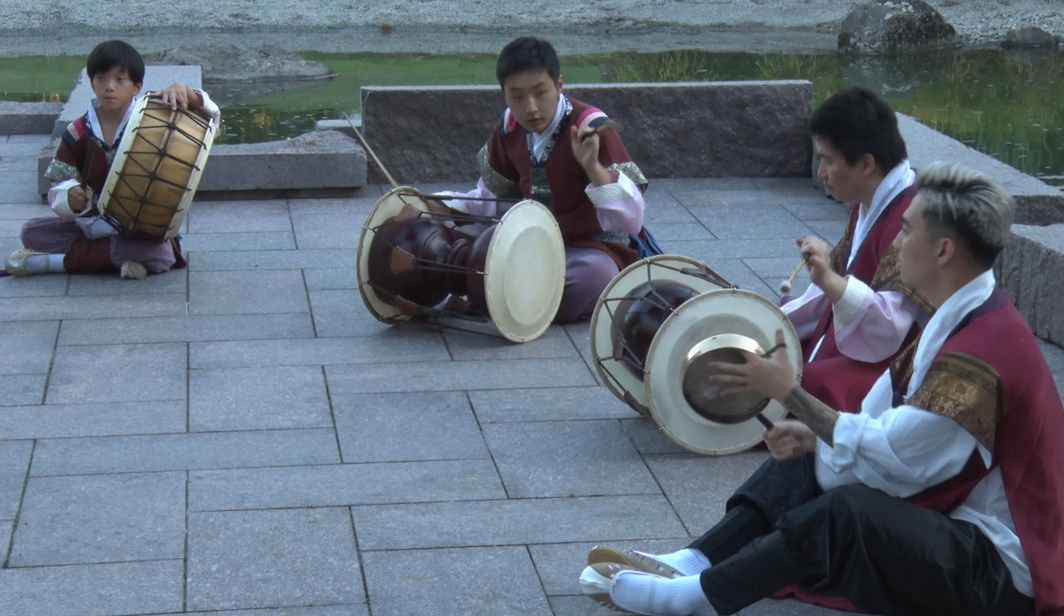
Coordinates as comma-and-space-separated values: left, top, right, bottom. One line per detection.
2, 49, 1062, 186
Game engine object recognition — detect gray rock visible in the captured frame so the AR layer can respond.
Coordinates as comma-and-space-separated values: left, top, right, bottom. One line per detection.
0, 101, 61, 135
1002, 26, 1061, 49
360, 81, 813, 184
998, 224, 1064, 346
839, 48, 959, 98
839, 0, 961, 54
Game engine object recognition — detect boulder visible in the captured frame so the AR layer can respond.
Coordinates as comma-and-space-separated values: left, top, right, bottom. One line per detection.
1002, 27, 1061, 49
839, 0, 961, 54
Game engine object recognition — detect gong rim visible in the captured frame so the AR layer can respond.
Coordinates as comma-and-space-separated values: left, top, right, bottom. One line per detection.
483, 199, 566, 343
644, 288, 803, 456
356, 186, 433, 323
589, 254, 731, 415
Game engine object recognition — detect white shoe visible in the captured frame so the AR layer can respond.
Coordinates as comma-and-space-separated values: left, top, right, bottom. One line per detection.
580, 562, 635, 612
120, 261, 148, 280
4, 249, 48, 277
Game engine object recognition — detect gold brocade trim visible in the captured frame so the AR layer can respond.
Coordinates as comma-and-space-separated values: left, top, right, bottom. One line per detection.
888, 334, 919, 393
607, 162, 648, 192
476, 144, 521, 200
44, 159, 78, 183
829, 221, 853, 274
906, 352, 1004, 452
870, 243, 935, 315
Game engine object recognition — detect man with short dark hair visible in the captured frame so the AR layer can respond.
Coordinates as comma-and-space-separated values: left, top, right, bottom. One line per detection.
582, 162, 1064, 616
441, 36, 656, 323
783, 87, 933, 412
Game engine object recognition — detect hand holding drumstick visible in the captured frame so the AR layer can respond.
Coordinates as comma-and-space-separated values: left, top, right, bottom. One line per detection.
780, 236, 847, 302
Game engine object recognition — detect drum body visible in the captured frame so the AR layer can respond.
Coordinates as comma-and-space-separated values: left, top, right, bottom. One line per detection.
356, 187, 566, 343
98, 94, 216, 241
590, 254, 803, 456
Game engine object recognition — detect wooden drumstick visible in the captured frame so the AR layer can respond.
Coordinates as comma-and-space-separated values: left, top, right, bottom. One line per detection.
343, 112, 399, 189
779, 255, 809, 294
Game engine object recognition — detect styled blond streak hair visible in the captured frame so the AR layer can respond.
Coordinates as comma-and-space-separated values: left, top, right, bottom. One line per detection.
915, 161, 1015, 268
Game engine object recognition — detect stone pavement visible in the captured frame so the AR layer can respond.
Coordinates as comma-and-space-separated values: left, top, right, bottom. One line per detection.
2, 132, 1063, 616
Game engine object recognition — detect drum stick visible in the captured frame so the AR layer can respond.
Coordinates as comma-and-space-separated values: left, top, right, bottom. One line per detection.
779, 255, 809, 294
343, 113, 399, 190
755, 413, 774, 430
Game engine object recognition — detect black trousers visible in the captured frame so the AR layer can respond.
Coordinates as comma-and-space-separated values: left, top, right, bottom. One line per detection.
687, 454, 1034, 616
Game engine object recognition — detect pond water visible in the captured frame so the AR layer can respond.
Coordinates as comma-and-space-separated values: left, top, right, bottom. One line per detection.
2, 49, 1062, 187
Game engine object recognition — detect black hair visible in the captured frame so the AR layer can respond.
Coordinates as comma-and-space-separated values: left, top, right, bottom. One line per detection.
809, 87, 907, 173
496, 37, 561, 88
86, 40, 145, 84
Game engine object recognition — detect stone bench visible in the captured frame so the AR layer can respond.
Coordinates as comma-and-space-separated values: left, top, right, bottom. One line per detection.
0, 101, 61, 135
358, 81, 814, 184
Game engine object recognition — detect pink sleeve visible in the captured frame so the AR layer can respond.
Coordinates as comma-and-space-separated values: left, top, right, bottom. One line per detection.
439, 178, 501, 217
585, 169, 645, 234
832, 279, 926, 362
781, 284, 830, 340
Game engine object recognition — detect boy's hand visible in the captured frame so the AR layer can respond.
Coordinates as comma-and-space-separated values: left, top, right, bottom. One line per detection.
68, 185, 93, 212
156, 82, 201, 110
763, 420, 818, 461
570, 125, 611, 187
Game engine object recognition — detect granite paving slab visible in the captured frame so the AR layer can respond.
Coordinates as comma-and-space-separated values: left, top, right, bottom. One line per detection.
468, 385, 639, 423
645, 452, 770, 533
0, 201, 50, 220
9, 472, 185, 566
0, 559, 183, 616
30, 429, 340, 476
186, 507, 364, 611
333, 392, 490, 463
0, 401, 187, 440
621, 418, 694, 456
325, 358, 596, 394
188, 459, 505, 511
689, 203, 815, 240
0, 440, 32, 520
190, 329, 448, 369
180, 231, 297, 252
58, 313, 315, 345
650, 221, 717, 241
188, 200, 293, 234
189, 365, 331, 431
483, 420, 660, 498
442, 324, 580, 361
310, 289, 398, 338
0, 292, 187, 321
46, 342, 186, 404
302, 267, 359, 290
291, 212, 363, 249
149, 608, 369, 616
189, 270, 309, 315
0, 373, 45, 406
65, 270, 188, 297
362, 546, 552, 616
0, 320, 57, 375
188, 248, 355, 271
351, 495, 687, 550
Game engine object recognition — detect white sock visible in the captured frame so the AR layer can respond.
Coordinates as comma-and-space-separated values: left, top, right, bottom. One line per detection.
637, 548, 711, 576
23, 254, 65, 274
47, 254, 66, 273
610, 571, 714, 616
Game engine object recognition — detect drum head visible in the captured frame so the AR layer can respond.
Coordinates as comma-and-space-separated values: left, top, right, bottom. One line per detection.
483, 200, 565, 342
590, 255, 731, 415
356, 187, 432, 323
644, 289, 802, 456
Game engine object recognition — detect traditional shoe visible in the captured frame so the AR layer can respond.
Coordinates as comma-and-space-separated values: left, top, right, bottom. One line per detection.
587, 546, 683, 579
120, 261, 148, 280
4, 249, 47, 277
580, 562, 636, 612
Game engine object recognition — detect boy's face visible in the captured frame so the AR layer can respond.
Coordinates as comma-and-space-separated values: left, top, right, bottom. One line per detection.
502, 69, 562, 134
91, 65, 142, 114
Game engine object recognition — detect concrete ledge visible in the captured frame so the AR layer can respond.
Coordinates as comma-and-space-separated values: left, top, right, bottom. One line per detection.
899, 113, 1064, 225
39, 130, 367, 199
360, 81, 814, 184
0, 101, 61, 135
999, 224, 1064, 346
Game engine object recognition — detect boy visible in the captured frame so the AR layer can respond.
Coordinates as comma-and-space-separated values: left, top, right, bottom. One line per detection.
441, 36, 656, 323
4, 39, 221, 279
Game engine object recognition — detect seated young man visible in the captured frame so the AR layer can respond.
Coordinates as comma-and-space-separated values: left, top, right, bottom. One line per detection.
4, 39, 220, 280
581, 162, 1063, 616
783, 87, 934, 411
441, 36, 655, 323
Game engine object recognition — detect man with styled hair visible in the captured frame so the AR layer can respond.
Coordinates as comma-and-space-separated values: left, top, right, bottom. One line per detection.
582, 162, 1064, 616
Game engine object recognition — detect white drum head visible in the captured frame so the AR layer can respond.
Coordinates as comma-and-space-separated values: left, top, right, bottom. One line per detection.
644, 289, 803, 456
590, 254, 731, 415
483, 200, 566, 343
356, 187, 432, 323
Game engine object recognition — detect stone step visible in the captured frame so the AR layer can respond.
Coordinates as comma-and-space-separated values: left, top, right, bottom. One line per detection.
0, 101, 62, 135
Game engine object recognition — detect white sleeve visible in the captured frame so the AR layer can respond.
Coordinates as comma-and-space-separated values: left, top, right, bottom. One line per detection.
196, 89, 222, 126
48, 178, 83, 220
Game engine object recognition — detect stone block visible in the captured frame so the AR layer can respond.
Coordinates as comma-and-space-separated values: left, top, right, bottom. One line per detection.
0, 292, 187, 321
186, 508, 364, 611
325, 358, 596, 394
351, 495, 686, 551
483, 421, 660, 498
290, 210, 362, 249
689, 203, 814, 240
189, 365, 331, 431
0, 321, 58, 375
0, 401, 186, 440
64, 270, 187, 297
333, 392, 490, 463
0, 373, 45, 405
189, 269, 309, 315
179, 609, 368, 616
189, 459, 504, 512
181, 231, 296, 252
31, 428, 339, 476
362, 547, 552, 616
46, 342, 186, 404
0, 271, 69, 299
0, 101, 61, 135
310, 289, 402, 338
443, 324, 580, 361
303, 267, 358, 290
648, 222, 716, 241
360, 81, 813, 183
10, 472, 185, 566
621, 418, 692, 455
190, 248, 354, 271
59, 313, 314, 345
998, 224, 1064, 346
0, 560, 183, 616
0, 440, 32, 519
469, 386, 640, 423
188, 199, 292, 233
198, 130, 367, 193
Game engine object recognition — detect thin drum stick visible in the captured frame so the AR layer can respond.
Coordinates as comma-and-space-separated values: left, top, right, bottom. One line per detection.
343, 112, 399, 190
779, 255, 810, 294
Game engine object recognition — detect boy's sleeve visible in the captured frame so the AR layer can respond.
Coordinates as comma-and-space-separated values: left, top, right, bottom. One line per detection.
44, 122, 85, 185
